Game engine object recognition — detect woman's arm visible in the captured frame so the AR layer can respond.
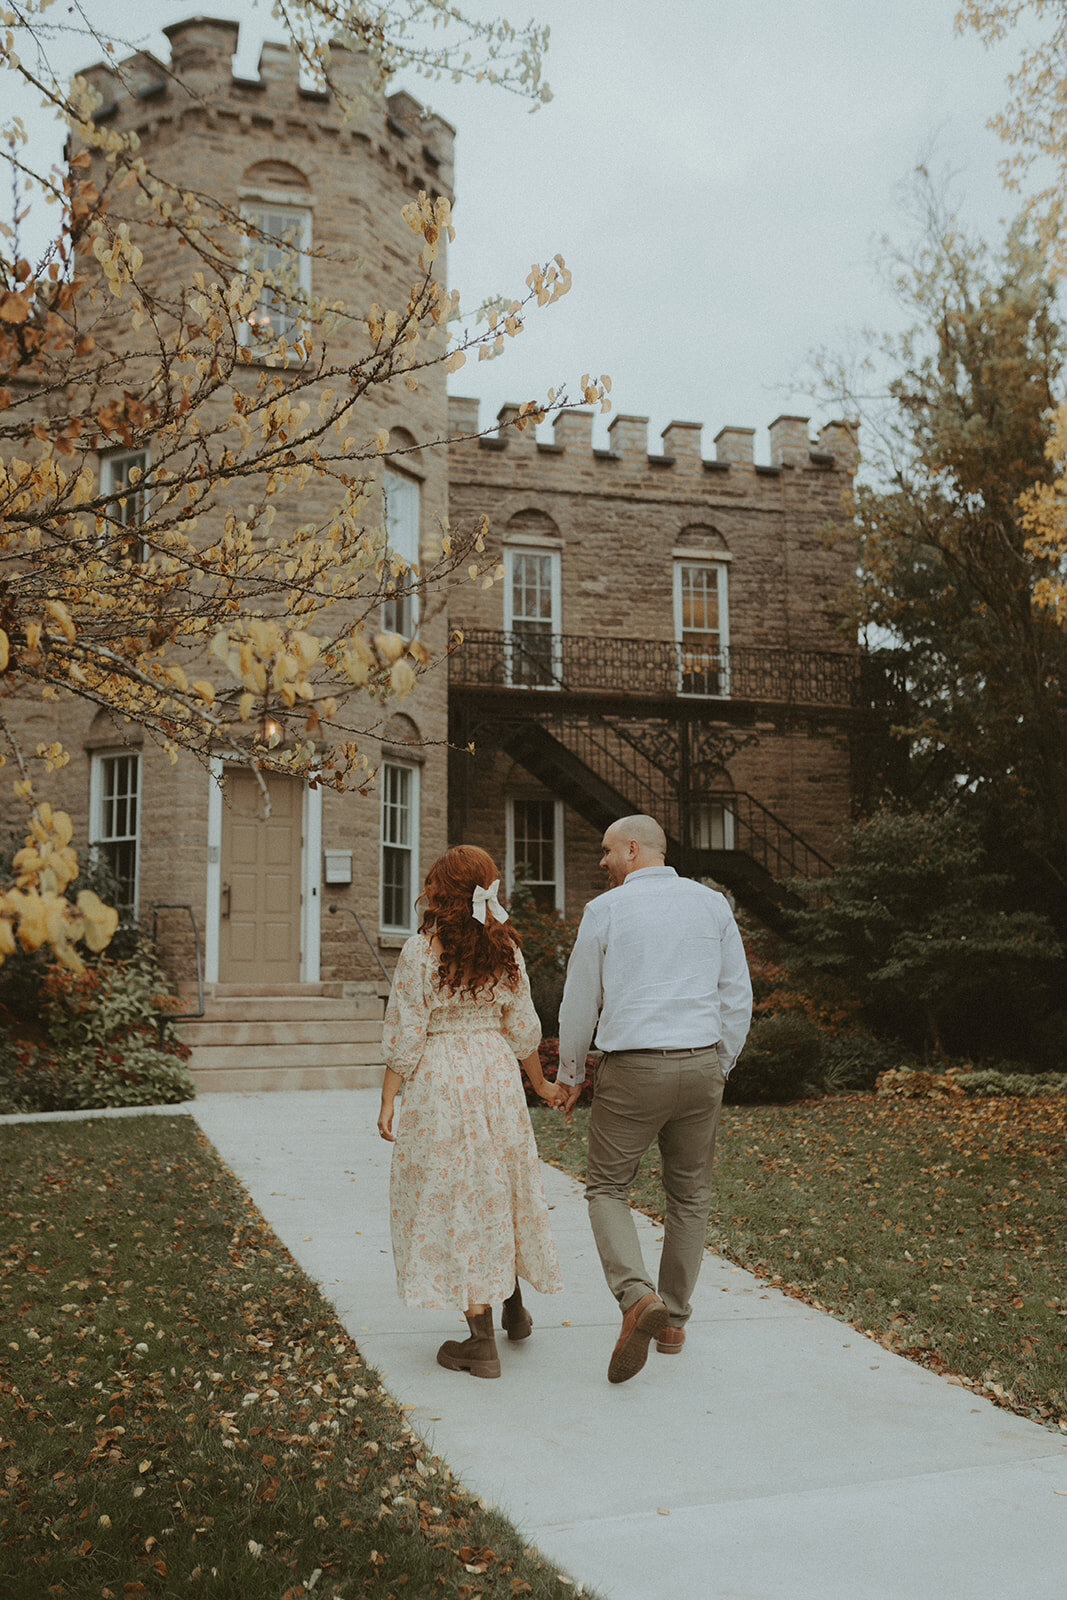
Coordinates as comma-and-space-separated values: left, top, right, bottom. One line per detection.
519, 1047, 564, 1108
377, 1066, 405, 1141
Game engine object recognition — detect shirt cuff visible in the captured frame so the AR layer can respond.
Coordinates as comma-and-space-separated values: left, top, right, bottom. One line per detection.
556, 1065, 583, 1088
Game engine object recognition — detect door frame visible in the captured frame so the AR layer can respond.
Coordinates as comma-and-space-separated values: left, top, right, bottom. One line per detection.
204, 758, 322, 984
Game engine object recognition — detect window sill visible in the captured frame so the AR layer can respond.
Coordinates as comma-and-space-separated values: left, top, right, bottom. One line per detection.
378, 932, 413, 950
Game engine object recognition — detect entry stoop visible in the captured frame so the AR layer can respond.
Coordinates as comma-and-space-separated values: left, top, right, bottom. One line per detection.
177, 984, 387, 1092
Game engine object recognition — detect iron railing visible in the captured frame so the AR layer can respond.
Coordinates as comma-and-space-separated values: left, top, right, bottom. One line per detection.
505, 709, 835, 890
151, 902, 204, 1044
450, 628, 870, 707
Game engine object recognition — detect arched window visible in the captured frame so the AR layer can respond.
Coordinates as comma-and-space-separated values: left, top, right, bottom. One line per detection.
239, 162, 313, 345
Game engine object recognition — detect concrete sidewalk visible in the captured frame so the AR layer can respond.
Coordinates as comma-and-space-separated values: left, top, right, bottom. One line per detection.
187, 1090, 1067, 1600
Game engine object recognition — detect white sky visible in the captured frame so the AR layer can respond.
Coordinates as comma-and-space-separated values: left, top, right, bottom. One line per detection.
9, 0, 1031, 462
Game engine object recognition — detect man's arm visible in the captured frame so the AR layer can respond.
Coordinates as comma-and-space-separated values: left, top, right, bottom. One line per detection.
716, 911, 753, 1076
556, 907, 604, 1088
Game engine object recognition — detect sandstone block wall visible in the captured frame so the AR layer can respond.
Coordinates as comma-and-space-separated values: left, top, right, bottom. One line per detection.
446, 401, 860, 920
14, 17, 458, 982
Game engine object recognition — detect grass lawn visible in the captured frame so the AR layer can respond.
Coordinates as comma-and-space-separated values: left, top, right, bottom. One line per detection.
531, 1094, 1067, 1433
0, 1116, 597, 1600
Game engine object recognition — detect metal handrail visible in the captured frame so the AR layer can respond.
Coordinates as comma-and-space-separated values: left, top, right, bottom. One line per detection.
450, 627, 871, 708
150, 902, 204, 1045
328, 903, 392, 985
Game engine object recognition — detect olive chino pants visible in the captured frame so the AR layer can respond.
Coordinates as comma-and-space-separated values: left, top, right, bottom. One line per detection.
585, 1045, 725, 1327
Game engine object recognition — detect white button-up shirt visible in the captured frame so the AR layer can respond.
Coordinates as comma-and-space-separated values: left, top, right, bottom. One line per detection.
556, 866, 753, 1087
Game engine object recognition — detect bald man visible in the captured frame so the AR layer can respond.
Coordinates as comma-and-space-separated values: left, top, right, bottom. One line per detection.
557, 815, 752, 1383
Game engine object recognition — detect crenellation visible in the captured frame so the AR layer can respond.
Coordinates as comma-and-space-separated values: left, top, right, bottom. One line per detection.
768, 414, 811, 468
661, 420, 703, 468
552, 409, 592, 451
606, 413, 649, 459
715, 426, 755, 467
84, 17, 454, 202
817, 419, 860, 471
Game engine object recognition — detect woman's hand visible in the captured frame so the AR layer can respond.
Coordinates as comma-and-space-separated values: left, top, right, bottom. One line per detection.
377, 1099, 396, 1141
535, 1077, 566, 1109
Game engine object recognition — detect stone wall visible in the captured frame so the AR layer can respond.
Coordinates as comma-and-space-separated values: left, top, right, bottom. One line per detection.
17, 17, 458, 982
447, 400, 859, 920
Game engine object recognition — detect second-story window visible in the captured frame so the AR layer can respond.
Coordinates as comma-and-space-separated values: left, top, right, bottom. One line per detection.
674, 560, 729, 697
382, 468, 421, 638
101, 449, 149, 562
241, 205, 311, 345
504, 547, 561, 688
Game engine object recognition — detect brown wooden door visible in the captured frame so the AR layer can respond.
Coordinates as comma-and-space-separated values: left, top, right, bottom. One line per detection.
219, 768, 302, 983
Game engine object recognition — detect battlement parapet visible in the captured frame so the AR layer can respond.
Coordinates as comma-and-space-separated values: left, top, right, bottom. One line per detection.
81, 13, 454, 194
448, 397, 858, 475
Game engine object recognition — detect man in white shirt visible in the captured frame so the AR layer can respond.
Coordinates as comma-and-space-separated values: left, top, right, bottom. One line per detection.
556, 814, 752, 1383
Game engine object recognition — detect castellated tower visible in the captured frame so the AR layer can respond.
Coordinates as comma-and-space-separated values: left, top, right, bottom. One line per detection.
37, 16, 460, 1023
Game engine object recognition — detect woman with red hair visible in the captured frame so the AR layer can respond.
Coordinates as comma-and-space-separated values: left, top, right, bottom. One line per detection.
377, 845, 564, 1378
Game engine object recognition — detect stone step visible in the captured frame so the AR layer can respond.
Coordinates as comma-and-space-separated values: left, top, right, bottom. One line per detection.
189, 1063, 386, 1093
184, 1041, 386, 1072
183, 998, 384, 1023
178, 1019, 384, 1048
206, 982, 346, 998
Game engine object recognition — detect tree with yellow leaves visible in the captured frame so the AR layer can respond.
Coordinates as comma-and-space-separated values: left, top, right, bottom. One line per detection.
0, 1, 610, 972
957, 1, 1067, 620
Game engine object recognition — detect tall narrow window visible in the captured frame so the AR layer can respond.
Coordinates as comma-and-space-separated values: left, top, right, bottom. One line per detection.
380, 762, 419, 933
504, 547, 561, 688
241, 205, 311, 344
506, 798, 564, 912
692, 799, 735, 852
89, 750, 141, 915
381, 469, 421, 637
674, 561, 729, 696
101, 449, 149, 561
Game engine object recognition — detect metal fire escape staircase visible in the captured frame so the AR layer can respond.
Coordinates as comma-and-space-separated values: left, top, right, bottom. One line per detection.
450, 630, 848, 931
498, 712, 832, 930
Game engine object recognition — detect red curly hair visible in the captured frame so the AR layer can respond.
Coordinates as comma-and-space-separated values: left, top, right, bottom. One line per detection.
418, 845, 522, 999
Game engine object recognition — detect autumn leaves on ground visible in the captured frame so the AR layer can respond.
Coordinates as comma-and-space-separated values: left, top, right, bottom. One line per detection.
0, 1118, 594, 1600
534, 1095, 1067, 1435
3, 1103, 1065, 1600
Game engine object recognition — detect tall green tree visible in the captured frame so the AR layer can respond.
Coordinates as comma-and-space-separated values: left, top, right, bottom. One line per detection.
823, 198, 1067, 925
788, 809, 1063, 1059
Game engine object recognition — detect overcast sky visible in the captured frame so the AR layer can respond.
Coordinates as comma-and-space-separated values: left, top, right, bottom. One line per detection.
10, 0, 1031, 463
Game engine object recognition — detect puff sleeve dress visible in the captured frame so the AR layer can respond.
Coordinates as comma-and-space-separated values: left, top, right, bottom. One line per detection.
381, 932, 563, 1310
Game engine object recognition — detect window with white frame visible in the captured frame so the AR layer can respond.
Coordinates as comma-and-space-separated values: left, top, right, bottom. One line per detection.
507, 798, 564, 912
101, 449, 149, 560
381, 468, 421, 638
240, 204, 312, 344
380, 761, 419, 933
674, 560, 729, 696
504, 547, 561, 688
692, 798, 735, 852
89, 750, 141, 914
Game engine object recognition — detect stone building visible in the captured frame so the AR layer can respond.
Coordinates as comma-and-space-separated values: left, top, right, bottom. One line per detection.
10, 16, 884, 1086
446, 401, 863, 928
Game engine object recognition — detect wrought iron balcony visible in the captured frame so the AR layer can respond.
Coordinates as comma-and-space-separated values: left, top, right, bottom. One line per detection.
449, 627, 878, 708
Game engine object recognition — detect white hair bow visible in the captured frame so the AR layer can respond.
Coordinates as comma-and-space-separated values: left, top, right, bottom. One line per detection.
471, 878, 509, 925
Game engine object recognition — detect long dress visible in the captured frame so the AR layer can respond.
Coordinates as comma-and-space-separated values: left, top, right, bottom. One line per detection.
381, 932, 563, 1310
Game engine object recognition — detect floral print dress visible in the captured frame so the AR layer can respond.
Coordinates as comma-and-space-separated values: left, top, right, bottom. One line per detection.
382, 933, 563, 1310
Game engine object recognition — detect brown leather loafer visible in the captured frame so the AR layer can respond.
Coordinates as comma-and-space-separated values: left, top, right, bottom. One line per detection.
656, 1325, 685, 1354
607, 1292, 668, 1384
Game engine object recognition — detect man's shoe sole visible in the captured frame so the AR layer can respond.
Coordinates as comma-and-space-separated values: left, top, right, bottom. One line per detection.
608, 1298, 669, 1383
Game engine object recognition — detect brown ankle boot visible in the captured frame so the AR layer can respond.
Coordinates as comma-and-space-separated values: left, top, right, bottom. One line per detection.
500, 1281, 533, 1342
437, 1309, 501, 1378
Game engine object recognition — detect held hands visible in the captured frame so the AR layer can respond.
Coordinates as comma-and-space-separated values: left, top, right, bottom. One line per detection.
535, 1077, 567, 1110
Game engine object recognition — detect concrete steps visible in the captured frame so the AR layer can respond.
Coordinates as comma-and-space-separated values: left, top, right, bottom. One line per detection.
177, 986, 387, 1092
